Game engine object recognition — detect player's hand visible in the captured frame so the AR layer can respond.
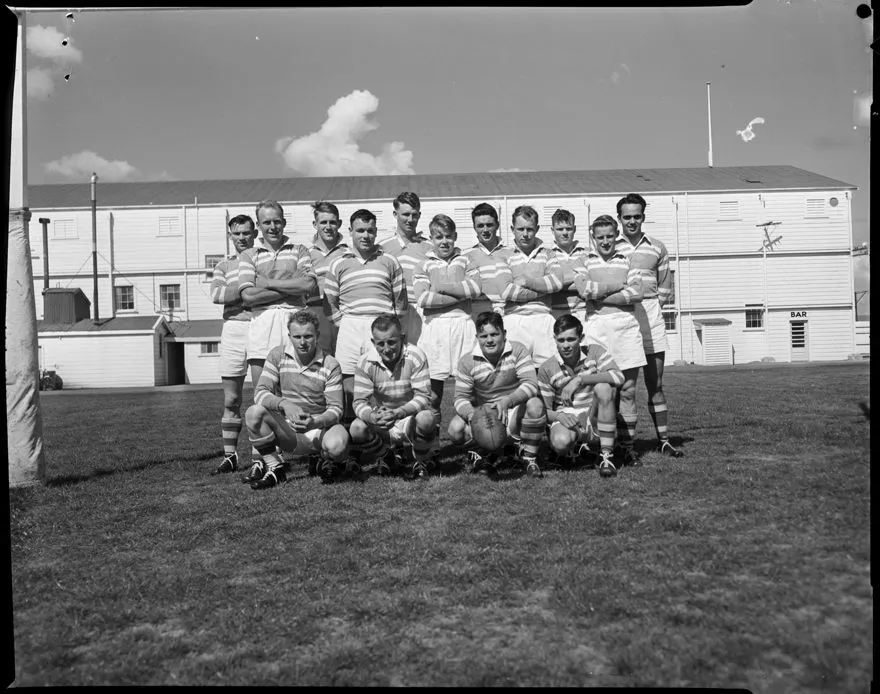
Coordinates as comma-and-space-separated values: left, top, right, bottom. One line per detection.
494, 398, 510, 426
280, 401, 304, 425
371, 407, 395, 429
560, 379, 581, 407
583, 360, 598, 375
511, 276, 528, 288
291, 412, 313, 433
556, 411, 580, 430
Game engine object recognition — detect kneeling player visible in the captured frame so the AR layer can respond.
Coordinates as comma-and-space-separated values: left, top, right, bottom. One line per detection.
349, 314, 438, 480
448, 311, 547, 478
243, 310, 350, 489
538, 314, 625, 477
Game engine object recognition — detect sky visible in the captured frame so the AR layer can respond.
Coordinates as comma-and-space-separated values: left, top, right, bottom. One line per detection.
18, 2, 872, 296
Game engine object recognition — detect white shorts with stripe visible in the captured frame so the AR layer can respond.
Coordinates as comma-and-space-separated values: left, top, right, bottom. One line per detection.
549, 406, 598, 445
585, 310, 647, 371
335, 314, 377, 375
247, 306, 300, 362
418, 313, 477, 381
634, 297, 668, 355
268, 413, 329, 455
218, 319, 250, 378
502, 313, 557, 366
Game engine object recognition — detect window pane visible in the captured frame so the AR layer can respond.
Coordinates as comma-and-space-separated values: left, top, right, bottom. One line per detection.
114, 286, 134, 311
160, 284, 181, 310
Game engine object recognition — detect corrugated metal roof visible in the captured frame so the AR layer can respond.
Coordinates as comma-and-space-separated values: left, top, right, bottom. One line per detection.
38, 316, 163, 333
26, 165, 857, 210
166, 319, 223, 340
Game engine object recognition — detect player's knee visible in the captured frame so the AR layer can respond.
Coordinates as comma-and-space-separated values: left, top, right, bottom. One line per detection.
594, 382, 613, 404
414, 410, 436, 437
549, 425, 575, 454
448, 415, 467, 444
323, 429, 349, 459
524, 397, 545, 418
244, 404, 267, 429
223, 391, 242, 412
349, 418, 370, 442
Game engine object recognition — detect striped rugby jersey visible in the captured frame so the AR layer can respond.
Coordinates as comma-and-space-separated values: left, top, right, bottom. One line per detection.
412, 248, 482, 318
547, 242, 590, 313
237, 236, 317, 313
453, 340, 539, 420
254, 343, 344, 425
501, 241, 565, 315
380, 232, 434, 304
574, 250, 643, 316
464, 242, 514, 313
537, 342, 624, 415
352, 343, 432, 421
210, 253, 251, 322
614, 233, 674, 305
307, 238, 349, 306
323, 247, 408, 325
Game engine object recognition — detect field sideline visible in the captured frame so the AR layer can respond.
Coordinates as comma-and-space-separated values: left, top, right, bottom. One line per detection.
8, 361, 872, 688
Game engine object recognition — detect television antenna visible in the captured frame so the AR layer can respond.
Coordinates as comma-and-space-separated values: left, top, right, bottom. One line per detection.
756, 221, 783, 252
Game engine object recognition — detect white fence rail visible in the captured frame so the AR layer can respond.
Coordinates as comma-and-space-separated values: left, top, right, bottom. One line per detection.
855, 320, 870, 355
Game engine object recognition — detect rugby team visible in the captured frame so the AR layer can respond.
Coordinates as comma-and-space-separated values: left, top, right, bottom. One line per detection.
210, 192, 683, 490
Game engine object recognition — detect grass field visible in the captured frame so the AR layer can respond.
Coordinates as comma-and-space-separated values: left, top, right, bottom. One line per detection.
8, 361, 872, 688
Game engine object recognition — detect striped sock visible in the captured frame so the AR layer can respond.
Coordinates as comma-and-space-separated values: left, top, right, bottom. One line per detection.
648, 401, 669, 442
616, 413, 637, 450
596, 419, 617, 453
220, 416, 242, 457
250, 432, 283, 472
520, 414, 547, 459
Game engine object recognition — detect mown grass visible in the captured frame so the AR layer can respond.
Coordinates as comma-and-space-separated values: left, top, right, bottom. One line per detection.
9, 361, 872, 689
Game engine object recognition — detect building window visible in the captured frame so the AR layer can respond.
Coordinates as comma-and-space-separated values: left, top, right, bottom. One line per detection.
204, 254, 224, 282
805, 198, 827, 218
158, 217, 181, 237
663, 311, 677, 332
114, 285, 134, 311
745, 305, 765, 329
159, 284, 181, 311
52, 219, 78, 240
200, 341, 219, 355
718, 200, 741, 220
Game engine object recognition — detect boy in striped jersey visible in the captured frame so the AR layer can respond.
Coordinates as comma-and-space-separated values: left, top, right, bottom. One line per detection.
238, 200, 318, 389
324, 209, 408, 421
575, 215, 646, 466
500, 205, 565, 367
412, 214, 482, 425
211, 214, 259, 475
547, 209, 590, 321
615, 193, 684, 458
349, 314, 437, 480
448, 312, 547, 478
538, 314, 625, 478
306, 201, 348, 355
243, 310, 349, 489
465, 202, 513, 316
380, 191, 433, 346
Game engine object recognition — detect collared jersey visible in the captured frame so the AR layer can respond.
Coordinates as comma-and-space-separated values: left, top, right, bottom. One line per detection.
380, 232, 434, 304
323, 247, 408, 324
211, 253, 251, 322
254, 343, 344, 425
308, 238, 349, 305
547, 242, 589, 313
501, 242, 565, 315
537, 343, 624, 415
453, 340, 538, 420
352, 343, 432, 421
574, 250, 643, 316
615, 233, 674, 305
237, 235, 317, 313
412, 249, 482, 318
464, 242, 513, 312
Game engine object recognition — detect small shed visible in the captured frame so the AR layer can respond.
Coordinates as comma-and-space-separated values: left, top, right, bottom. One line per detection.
165, 319, 225, 385
693, 318, 734, 366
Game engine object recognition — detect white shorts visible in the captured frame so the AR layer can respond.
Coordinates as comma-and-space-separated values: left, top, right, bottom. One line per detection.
634, 297, 668, 355
268, 412, 328, 455
402, 304, 423, 345
218, 320, 250, 378
549, 406, 597, 444
503, 313, 557, 366
248, 306, 300, 362
365, 414, 418, 447
585, 310, 647, 372
418, 314, 477, 381
336, 314, 377, 375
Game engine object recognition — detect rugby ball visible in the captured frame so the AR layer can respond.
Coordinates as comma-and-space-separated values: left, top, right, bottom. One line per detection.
471, 404, 507, 452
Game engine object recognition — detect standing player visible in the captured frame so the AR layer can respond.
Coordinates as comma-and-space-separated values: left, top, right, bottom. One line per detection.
500, 205, 564, 367
465, 202, 512, 317
324, 209, 408, 422
349, 314, 437, 480
546, 209, 590, 322
211, 214, 259, 475
538, 314, 625, 477
448, 311, 547, 478
243, 310, 349, 490
574, 215, 645, 466
307, 201, 348, 355
615, 193, 684, 458
238, 200, 318, 389
380, 191, 433, 346
412, 214, 482, 427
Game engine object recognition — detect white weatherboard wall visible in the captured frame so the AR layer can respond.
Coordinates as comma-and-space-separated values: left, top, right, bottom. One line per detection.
183, 342, 220, 385
38, 332, 163, 388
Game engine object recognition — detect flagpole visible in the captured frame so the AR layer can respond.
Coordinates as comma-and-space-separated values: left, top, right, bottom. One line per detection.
707, 82, 714, 168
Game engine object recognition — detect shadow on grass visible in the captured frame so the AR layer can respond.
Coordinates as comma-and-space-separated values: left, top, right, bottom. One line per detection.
46, 449, 222, 487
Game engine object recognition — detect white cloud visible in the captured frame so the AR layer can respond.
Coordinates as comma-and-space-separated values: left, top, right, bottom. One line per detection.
489, 168, 536, 173
27, 68, 54, 100
45, 151, 141, 182
275, 89, 415, 176
27, 24, 83, 63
